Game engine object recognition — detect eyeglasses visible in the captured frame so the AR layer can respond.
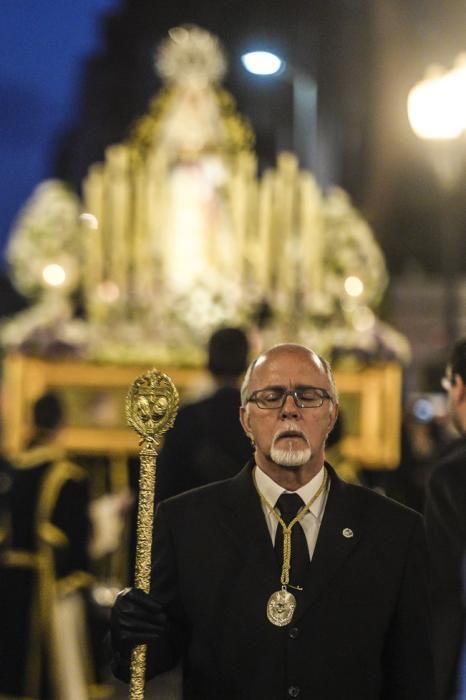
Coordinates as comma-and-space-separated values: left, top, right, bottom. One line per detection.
246, 386, 333, 409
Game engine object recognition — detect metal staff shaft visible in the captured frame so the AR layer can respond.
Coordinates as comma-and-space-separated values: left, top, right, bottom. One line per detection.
126, 370, 179, 700
129, 437, 158, 699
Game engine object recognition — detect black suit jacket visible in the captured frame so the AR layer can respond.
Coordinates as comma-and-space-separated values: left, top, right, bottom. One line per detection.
113, 462, 433, 699
425, 436, 466, 700
156, 387, 253, 502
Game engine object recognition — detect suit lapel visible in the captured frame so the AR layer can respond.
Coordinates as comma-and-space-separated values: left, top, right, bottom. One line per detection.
295, 464, 360, 620
218, 462, 279, 592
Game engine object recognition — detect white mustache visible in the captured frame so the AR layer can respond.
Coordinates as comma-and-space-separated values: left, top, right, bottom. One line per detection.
272, 423, 308, 445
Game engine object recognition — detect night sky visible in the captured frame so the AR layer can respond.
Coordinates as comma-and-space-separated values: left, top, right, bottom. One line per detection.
0, 0, 121, 265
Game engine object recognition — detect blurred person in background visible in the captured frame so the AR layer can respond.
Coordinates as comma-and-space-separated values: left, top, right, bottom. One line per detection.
425, 337, 466, 700
385, 409, 447, 513
156, 326, 253, 501
0, 392, 127, 699
0, 392, 97, 698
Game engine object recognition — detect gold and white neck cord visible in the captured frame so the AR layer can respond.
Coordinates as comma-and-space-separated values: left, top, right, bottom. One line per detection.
254, 467, 329, 626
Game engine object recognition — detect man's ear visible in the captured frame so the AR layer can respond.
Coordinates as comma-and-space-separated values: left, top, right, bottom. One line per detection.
239, 406, 253, 440
327, 402, 339, 435
454, 374, 466, 401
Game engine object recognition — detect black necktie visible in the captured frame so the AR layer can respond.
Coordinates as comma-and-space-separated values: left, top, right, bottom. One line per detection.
274, 492, 310, 588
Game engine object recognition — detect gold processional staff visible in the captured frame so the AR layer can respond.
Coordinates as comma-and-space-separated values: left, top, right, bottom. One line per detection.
126, 369, 179, 700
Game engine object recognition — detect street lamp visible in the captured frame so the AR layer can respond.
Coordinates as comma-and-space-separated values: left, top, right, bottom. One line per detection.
240, 48, 317, 173
407, 65, 466, 141
407, 57, 466, 345
241, 50, 284, 76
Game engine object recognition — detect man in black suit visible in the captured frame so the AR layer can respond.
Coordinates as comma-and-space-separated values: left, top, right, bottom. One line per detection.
425, 337, 466, 700
111, 343, 433, 699
156, 326, 252, 501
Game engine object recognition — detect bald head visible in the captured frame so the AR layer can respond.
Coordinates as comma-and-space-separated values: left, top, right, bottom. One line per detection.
240, 343, 337, 407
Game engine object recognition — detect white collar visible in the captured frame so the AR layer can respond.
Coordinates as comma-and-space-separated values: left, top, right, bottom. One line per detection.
254, 463, 326, 518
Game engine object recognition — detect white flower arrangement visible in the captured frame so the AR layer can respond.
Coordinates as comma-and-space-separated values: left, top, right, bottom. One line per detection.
6, 179, 82, 298
303, 187, 388, 317
0, 292, 91, 357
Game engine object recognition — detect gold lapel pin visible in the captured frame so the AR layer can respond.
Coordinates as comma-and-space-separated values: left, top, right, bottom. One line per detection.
342, 528, 354, 538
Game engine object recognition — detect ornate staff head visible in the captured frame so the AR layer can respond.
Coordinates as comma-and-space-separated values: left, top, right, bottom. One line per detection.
126, 369, 179, 447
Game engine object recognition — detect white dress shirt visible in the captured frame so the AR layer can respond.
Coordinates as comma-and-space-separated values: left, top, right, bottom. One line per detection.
254, 464, 329, 560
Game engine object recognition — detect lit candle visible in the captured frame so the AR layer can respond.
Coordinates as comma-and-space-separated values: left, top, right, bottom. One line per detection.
276, 152, 298, 305
257, 170, 274, 296
105, 144, 131, 304
299, 172, 323, 300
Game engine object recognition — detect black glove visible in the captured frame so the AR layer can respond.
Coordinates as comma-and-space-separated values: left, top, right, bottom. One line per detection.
111, 587, 167, 651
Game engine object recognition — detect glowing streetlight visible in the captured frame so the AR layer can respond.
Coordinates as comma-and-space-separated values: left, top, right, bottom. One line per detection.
407, 56, 466, 345
240, 48, 317, 172
407, 66, 466, 140
241, 51, 283, 76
